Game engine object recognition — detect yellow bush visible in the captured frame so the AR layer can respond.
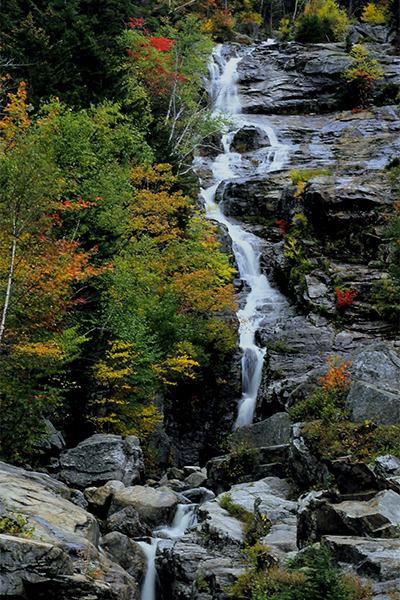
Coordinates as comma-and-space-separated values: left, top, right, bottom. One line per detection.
361, 3, 387, 24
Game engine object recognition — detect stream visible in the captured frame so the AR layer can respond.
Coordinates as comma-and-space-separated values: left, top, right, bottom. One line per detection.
200, 43, 290, 429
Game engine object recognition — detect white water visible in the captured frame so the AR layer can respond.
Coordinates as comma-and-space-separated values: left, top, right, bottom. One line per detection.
201, 44, 289, 429
139, 505, 197, 599
138, 539, 158, 600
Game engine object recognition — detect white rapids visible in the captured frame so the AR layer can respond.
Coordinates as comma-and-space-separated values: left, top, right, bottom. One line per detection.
200, 44, 290, 429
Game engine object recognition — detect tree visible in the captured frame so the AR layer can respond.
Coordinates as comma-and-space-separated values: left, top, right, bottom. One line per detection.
121, 16, 227, 173
0, 84, 110, 463
340, 43, 384, 107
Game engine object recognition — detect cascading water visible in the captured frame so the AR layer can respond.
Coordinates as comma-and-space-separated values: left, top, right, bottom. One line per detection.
139, 504, 197, 600
200, 44, 289, 429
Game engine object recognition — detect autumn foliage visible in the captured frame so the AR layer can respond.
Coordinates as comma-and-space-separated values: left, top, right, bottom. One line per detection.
335, 288, 358, 310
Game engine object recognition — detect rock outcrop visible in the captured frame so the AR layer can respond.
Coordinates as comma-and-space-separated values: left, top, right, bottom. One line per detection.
57, 434, 144, 488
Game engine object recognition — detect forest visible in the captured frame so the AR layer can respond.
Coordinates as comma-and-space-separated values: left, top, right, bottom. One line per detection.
1, 0, 399, 468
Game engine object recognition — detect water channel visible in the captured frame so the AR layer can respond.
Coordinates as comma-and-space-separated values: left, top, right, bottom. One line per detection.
200, 43, 289, 429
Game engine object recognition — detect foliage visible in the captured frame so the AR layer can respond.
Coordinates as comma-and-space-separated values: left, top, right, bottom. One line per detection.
289, 355, 400, 463
121, 16, 225, 172
278, 18, 292, 39
302, 420, 400, 461
295, 0, 349, 43
230, 546, 372, 600
360, 3, 387, 24
340, 44, 384, 108
290, 168, 332, 186
369, 278, 399, 322
0, 501, 35, 538
335, 288, 358, 310
0, 85, 108, 463
289, 355, 352, 424
217, 437, 258, 483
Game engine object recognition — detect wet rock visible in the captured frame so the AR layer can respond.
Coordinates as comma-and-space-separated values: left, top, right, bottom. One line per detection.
237, 43, 353, 114
181, 487, 215, 503
59, 434, 144, 489
106, 505, 151, 538
108, 486, 179, 528
215, 172, 291, 218
230, 125, 271, 152
100, 531, 146, 580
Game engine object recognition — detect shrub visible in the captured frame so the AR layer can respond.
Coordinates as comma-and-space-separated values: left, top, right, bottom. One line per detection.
361, 3, 387, 24
230, 546, 372, 599
295, 0, 349, 43
335, 287, 358, 310
217, 437, 258, 483
340, 44, 384, 107
289, 355, 352, 424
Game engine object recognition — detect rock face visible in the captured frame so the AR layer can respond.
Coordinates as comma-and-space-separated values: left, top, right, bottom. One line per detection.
0, 461, 138, 599
58, 434, 144, 488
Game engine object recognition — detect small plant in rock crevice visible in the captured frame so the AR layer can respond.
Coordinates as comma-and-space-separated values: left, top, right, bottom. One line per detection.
289, 355, 352, 424
217, 437, 259, 484
335, 287, 358, 310
0, 501, 35, 538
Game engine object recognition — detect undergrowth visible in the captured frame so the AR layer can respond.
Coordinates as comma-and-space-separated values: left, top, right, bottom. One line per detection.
230, 546, 372, 599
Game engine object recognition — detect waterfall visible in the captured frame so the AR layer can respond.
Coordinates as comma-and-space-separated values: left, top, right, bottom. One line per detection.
201, 44, 289, 429
138, 539, 157, 600
138, 505, 197, 599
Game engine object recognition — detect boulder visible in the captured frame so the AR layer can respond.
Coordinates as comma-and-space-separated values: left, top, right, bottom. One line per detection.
323, 535, 400, 581
84, 480, 125, 513
232, 412, 291, 447
230, 126, 271, 152
108, 485, 179, 528
59, 434, 144, 488
374, 455, 400, 478
198, 502, 245, 549
184, 471, 208, 488
156, 535, 246, 600
100, 531, 147, 580
0, 463, 139, 599
0, 535, 74, 598
297, 488, 400, 548
289, 423, 330, 489
0, 462, 99, 549
346, 381, 400, 425
106, 505, 151, 538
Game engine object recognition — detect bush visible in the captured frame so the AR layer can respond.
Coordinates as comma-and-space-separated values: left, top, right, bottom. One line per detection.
340, 44, 384, 107
361, 3, 387, 24
295, 0, 349, 43
230, 546, 372, 599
